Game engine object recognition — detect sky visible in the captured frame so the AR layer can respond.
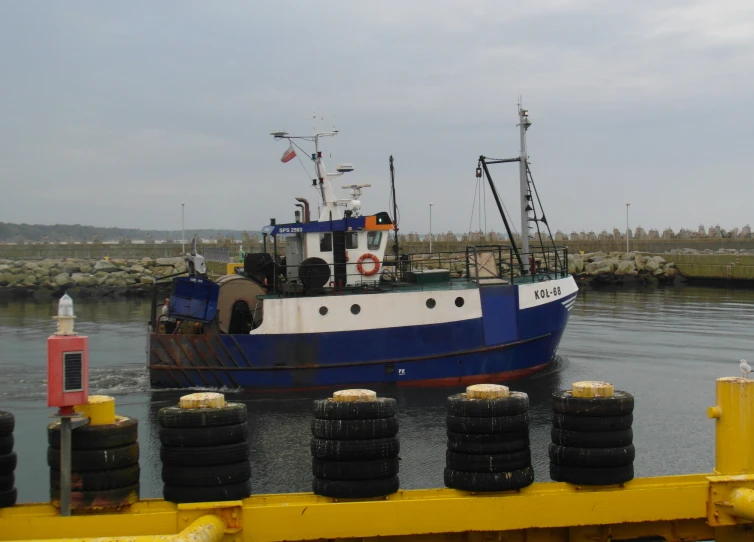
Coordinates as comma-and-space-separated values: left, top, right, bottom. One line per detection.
0, 1, 753, 236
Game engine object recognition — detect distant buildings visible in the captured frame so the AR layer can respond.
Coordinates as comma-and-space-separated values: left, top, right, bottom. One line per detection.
4, 224, 754, 247
552, 224, 753, 241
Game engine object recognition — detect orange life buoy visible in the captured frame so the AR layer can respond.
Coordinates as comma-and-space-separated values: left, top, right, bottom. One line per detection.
356, 253, 381, 276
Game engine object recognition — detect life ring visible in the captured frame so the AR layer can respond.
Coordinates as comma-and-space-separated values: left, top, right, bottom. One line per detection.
356, 253, 381, 276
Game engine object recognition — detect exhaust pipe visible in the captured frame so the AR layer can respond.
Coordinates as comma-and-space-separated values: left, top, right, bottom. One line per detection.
295, 197, 310, 223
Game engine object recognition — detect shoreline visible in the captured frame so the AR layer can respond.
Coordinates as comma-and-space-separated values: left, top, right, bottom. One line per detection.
0, 252, 684, 301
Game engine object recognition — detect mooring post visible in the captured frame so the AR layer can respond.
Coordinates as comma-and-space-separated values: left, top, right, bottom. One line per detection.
707, 377, 754, 539
708, 377, 754, 474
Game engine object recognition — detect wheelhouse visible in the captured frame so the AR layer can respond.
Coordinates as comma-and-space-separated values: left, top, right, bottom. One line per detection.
262, 211, 393, 288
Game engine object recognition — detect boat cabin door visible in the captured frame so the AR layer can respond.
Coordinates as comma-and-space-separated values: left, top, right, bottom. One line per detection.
285, 234, 304, 281
332, 232, 347, 287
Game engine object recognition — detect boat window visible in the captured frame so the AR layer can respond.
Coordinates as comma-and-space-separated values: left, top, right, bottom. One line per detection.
346, 232, 358, 249
320, 233, 332, 252
367, 231, 382, 250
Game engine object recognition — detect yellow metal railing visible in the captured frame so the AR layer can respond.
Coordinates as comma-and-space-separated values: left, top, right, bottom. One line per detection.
2, 377, 754, 542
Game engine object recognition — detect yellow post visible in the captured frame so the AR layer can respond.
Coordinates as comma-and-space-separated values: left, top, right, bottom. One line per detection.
708, 377, 754, 474
74, 395, 116, 426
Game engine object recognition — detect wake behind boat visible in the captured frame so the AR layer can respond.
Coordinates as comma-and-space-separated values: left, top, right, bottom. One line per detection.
147, 105, 577, 390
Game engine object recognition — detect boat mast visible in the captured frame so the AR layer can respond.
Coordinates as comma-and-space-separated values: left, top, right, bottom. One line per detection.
518, 102, 531, 258
313, 128, 342, 221
272, 127, 342, 222
389, 155, 399, 256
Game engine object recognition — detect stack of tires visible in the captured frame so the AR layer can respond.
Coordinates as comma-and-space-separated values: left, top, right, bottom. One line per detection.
550, 381, 635, 485
47, 416, 140, 510
159, 394, 251, 503
445, 385, 534, 492
311, 390, 399, 498
0, 411, 16, 508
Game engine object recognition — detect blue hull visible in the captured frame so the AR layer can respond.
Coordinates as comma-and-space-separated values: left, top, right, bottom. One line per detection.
149, 283, 575, 390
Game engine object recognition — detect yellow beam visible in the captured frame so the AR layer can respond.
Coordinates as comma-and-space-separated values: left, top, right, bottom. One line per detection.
242, 476, 709, 542
2, 515, 225, 542
0, 476, 711, 542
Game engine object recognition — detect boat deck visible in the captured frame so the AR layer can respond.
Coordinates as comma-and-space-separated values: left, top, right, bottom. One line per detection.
257, 274, 567, 299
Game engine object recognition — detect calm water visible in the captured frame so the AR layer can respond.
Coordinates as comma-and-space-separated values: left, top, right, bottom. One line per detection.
1, 284, 753, 503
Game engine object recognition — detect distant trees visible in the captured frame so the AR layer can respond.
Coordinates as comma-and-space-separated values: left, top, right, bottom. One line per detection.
0, 222, 259, 243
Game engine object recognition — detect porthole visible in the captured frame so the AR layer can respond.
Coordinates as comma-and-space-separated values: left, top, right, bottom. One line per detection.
319, 306, 328, 316
455, 297, 465, 307
426, 298, 436, 309
351, 304, 361, 315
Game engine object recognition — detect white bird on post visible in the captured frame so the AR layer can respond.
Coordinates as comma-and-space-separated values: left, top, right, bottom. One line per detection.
740, 359, 752, 379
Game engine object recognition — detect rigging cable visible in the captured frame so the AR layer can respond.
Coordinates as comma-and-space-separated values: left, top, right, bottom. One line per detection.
527, 163, 562, 274
289, 139, 316, 184
478, 173, 482, 235
483, 173, 488, 237
468, 174, 479, 240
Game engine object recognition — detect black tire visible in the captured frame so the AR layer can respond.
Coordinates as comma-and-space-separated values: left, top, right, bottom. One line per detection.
314, 398, 397, 420
551, 428, 633, 448
48, 416, 138, 450
313, 475, 399, 498
0, 435, 12, 455
47, 443, 139, 472
312, 457, 400, 480
159, 403, 247, 428
447, 429, 529, 444
447, 435, 529, 455
163, 480, 251, 503
159, 423, 248, 447
447, 392, 528, 418
552, 413, 633, 432
0, 411, 13, 437
50, 465, 140, 491
446, 449, 531, 473
0, 487, 17, 508
51, 484, 139, 510
0, 452, 17, 475
160, 442, 249, 467
312, 417, 398, 440
552, 390, 634, 417
445, 465, 534, 492
446, 413, 528, 434
162, 461, 251, 487
0, 472, 13, 491
549, 443, 635, 468
550, 463, 634, 485
311, 437, 399, 461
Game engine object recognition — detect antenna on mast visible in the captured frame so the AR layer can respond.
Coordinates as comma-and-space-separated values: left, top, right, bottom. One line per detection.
390, 155, 399, 257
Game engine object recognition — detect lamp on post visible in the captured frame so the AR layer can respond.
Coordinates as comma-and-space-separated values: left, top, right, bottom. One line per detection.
429, 202, 434, 253
626, 203, 631, 253
181, 203, 186, 255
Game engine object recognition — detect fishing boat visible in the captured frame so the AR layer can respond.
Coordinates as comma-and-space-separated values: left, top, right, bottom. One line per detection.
147, 105, 578, 390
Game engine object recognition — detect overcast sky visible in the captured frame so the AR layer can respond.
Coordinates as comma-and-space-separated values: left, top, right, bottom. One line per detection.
1, 1, 752, 236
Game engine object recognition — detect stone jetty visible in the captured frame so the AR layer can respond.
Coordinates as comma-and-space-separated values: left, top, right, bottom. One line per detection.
0, 252, 678, 298
568, 252, 677, 285
0, 257, 187, 299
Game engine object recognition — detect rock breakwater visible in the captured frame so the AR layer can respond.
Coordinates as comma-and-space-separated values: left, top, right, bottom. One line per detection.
0, 257, 187, 299
568, 252, 677, 285
0, 251, 677, 299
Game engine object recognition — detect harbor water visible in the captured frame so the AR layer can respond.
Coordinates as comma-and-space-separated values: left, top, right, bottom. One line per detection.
1, 284, 752, 503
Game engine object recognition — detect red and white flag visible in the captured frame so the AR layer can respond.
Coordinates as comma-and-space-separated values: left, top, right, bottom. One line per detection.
280, 143, 296, 163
